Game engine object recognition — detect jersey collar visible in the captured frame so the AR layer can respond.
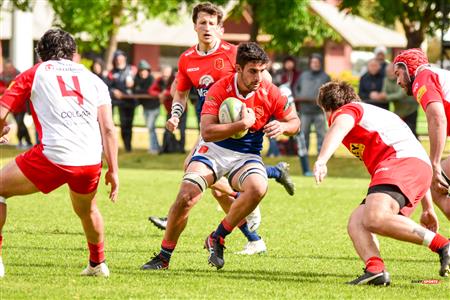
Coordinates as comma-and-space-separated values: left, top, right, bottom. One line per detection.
234, 73, 255, 100
195, 40, 220, 56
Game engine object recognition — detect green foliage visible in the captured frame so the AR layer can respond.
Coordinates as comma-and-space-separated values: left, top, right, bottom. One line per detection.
340, 0, 449, 48
230, 0, 339, 53
0, 0, 32, 11
47, 0, 201, 53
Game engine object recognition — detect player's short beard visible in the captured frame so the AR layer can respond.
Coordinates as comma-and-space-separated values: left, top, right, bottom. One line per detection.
405, 75, 415, 96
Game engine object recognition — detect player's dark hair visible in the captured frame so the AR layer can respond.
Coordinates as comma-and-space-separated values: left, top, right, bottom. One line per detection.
35, 29, 76, 62
236, 42, 269, 69
317, 81, 360, 112
192, 2, 223, 25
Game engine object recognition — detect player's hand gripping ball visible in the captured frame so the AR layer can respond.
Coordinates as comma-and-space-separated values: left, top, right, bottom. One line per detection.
219, 97, 249, 139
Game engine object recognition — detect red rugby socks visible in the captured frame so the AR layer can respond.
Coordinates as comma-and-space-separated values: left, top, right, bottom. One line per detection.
160, 239, 176, 261
365, 256, 385, 273
88, 241, 105, 267
428, 234, 449, 253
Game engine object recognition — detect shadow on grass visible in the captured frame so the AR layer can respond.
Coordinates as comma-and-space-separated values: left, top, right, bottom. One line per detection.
117, 150, 369, 179
112, 267, 353, 283
1, 146, 369, 179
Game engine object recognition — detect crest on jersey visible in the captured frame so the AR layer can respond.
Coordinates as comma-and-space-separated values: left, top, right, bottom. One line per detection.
215, 58, 224, 70
350, 143, 365, 161
45, 64, 54, 71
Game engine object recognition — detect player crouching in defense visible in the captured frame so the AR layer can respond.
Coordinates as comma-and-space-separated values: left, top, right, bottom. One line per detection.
313, 81, 449, 285
142, 42, 300, 270
0, 29, 119, 277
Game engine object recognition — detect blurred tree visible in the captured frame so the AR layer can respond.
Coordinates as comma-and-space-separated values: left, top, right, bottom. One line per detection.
48, 0, 210, 68
340, 0, 449, 48
2, 0, 337, 65
229, 0, 338, 53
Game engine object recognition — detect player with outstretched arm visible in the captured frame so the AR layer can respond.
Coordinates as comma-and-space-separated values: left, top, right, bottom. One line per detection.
313, 81, 449, 285
0, 29, 119, 277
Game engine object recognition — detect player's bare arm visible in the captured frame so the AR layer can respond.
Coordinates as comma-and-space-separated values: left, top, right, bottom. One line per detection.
263, 109, 300, 139
166, 88, 189, 132
98, 104, 119, 202
420, 191, 439, 232
314, 114, 355, 183
201, 104, 255, 142
425, 102, 448, 194
0, 105, 11, 144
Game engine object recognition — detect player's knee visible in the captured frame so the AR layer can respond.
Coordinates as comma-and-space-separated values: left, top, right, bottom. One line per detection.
362, 210, 385, 233
175, 185, 202, 211
347, 216, 358, 237
245, 184, 267, 201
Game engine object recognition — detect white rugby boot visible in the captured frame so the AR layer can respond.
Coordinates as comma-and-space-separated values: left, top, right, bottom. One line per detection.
80, 262, 110, 277
246, 205, 261, 232
235, 238, 267, 255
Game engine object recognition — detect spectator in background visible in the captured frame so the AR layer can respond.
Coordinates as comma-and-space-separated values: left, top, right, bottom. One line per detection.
107, 50, 136, 152
91, 58, 107, 83
294, 53, 330, 172
274, 56, 300, 90
374, 46, 388, 78
151, 67, 185, 153
358, 59, 387, 110
373, 63, 418, 136
134, 60, 158, 154
0, 60, 32, 149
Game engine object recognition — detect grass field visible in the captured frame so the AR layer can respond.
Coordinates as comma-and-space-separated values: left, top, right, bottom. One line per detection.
0, 144, 449, 299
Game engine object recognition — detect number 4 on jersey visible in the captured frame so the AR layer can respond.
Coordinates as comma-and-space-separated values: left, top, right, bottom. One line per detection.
57, 75, 84, 105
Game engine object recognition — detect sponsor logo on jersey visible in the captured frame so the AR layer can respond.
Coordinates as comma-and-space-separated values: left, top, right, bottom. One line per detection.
197, 75, 215, 100
187, 67, 200, 72
60, 110, 91, 119
416, 85, 427, 103
349, 143, 365, 160
374, 167, 389, 174
214, 58, 224, 70
413, 82, 419, 93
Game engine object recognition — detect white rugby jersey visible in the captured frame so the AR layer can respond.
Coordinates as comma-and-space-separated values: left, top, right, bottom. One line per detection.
0, 59, 111, 166
329, 102, 430, 175
412, 66, 450, 135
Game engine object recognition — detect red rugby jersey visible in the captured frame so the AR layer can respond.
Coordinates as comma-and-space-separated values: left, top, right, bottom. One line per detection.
202, 73, 291, 154
412, 67, 450, 135
329, 102, 430, 176
176, 40, 236, 115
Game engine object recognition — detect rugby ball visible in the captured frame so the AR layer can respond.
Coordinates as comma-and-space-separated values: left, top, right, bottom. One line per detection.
218, 97, 248, 139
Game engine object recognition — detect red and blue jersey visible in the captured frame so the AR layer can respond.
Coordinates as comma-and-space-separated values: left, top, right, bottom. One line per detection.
176, 40, 236, 115
202, 73, 292, 154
